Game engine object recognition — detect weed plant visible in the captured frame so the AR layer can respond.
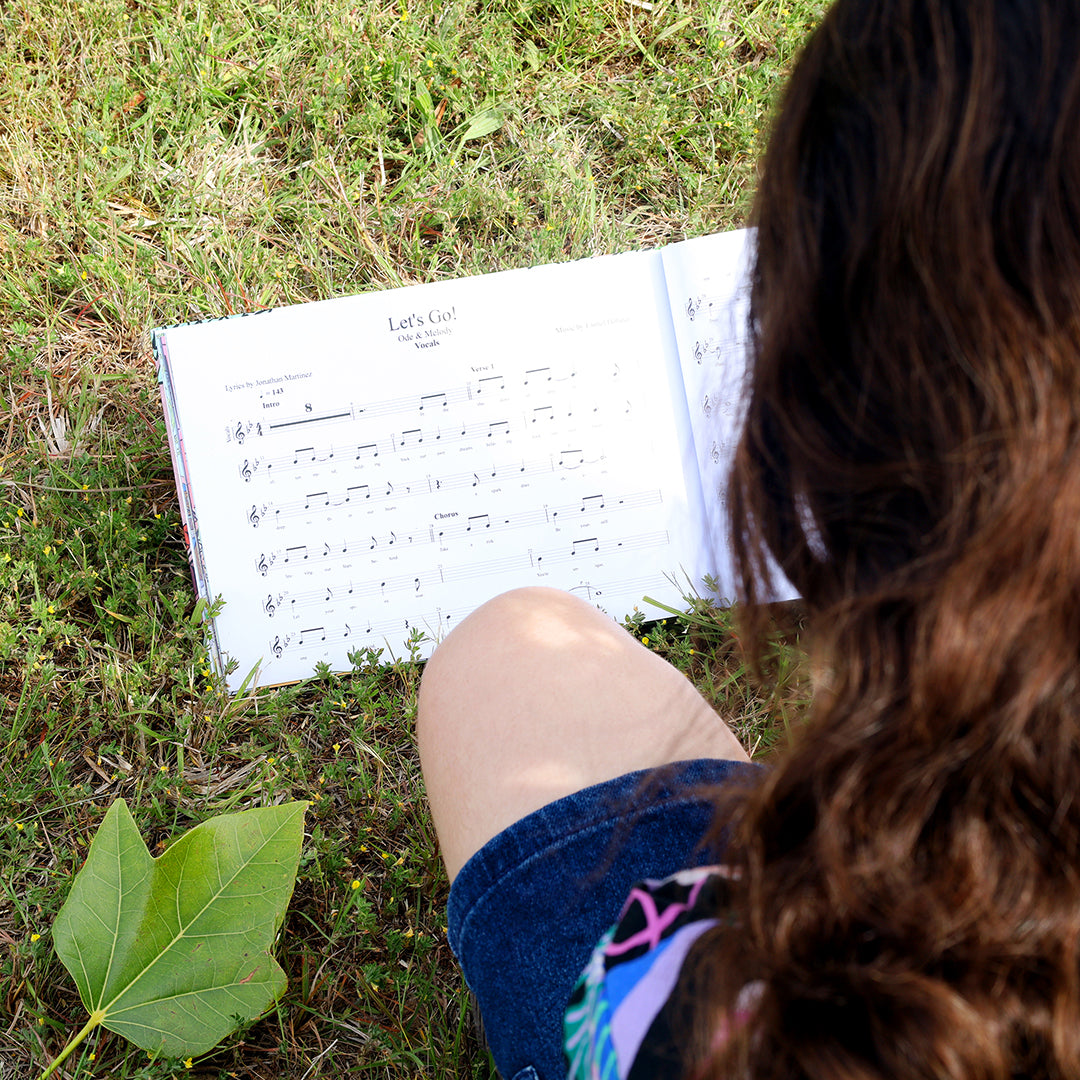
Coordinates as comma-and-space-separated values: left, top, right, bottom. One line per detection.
1, 0, 819, 1074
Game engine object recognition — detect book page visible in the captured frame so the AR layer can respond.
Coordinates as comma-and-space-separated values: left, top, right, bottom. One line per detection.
661, 229, 798, 604
157, 250, 710, 690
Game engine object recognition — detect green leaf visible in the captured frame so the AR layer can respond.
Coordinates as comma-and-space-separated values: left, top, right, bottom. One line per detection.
460, 108, 504, 142
51, 799, 307, 1058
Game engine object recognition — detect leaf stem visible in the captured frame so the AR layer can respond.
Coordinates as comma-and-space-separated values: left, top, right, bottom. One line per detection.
37, 1011, 102, 1080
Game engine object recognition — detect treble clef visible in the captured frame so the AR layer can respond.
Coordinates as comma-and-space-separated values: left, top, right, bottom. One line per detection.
271, 636, 284, 658
235, 421, 246, 445
248, 505, 261, 528
240, 459, 253, 482
263, 595, 277, 617
256, 553, 269, 576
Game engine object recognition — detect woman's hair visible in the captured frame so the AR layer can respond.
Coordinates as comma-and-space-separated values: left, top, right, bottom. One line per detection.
693, 0, 1080, 1076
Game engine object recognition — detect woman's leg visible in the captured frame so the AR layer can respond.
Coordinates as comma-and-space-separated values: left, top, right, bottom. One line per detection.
417, 586, 748, 881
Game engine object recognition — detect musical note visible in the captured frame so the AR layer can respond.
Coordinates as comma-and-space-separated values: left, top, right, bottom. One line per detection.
401, 428, 422, 447
572, 537, 601, 556
304, 491, 329, 509
356, 442, 379, 460
298, 626, 326, 644
581, 494, 606, 512
487, 420, 510, 438
532, 406, 553, 422
467, 515, 490, 531
419, 392, 447, 411
524, 367, 552, 384
347, 484, 370, 502
294, 446, 316, 464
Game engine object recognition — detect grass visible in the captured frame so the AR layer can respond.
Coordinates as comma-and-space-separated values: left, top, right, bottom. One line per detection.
0, 0, 820, 1074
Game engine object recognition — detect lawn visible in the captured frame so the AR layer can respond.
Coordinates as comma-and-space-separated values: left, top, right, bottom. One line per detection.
0, 0, 818, 1074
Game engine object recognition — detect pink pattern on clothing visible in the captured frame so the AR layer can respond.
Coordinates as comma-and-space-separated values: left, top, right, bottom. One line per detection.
603, 874, 709, 956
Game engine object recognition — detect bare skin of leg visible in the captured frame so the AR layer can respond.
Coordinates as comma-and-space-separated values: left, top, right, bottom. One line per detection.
417, 587, 748, 882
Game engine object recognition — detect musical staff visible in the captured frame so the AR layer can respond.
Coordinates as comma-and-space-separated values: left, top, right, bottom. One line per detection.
251, 489, 663, 576
268, 530, 671, 618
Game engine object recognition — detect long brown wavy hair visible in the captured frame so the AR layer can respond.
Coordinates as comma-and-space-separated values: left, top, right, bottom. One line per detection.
689, 1, 1080, 1076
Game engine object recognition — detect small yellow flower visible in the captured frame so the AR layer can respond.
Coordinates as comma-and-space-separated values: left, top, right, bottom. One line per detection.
159, 764, 168, 773
184, 1059, 193, 1069
351, 879, 361, 890
642, 636, 650, 645
332, 742, 341, 752
47, 605, 55, 614
31, 933, 40, 942
15, 822, 23, 831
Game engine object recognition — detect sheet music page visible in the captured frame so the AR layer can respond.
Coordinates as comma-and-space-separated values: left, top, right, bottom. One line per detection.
661, 228, 798, 604
157, 249, 710, 690
660, 229, 754, 603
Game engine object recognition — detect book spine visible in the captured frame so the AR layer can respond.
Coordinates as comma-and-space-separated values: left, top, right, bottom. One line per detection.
152, 330, 227, 677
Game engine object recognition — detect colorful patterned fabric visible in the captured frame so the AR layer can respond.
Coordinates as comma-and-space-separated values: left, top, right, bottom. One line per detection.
563, 866, 734, 1080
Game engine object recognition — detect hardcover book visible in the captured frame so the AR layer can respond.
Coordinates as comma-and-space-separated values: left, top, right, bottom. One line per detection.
153, 228, 788, 691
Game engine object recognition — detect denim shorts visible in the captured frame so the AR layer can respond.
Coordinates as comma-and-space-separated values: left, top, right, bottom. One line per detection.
446, 757, 763, 1080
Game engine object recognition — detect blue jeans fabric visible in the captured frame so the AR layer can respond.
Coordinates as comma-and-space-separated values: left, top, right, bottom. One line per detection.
446, 758, 762, 1080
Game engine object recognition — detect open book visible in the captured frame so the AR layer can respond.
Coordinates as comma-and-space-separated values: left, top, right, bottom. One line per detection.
154, 228, 787, 691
